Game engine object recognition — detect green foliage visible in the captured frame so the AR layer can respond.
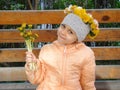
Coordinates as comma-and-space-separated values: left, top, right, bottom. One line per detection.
0, 0, 25, 10
51, 0, 95, 9
114, 0, 120, 8
10, 3, 24, 10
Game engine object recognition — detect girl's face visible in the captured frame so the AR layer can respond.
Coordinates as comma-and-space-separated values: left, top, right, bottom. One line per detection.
57, 24, 78, 45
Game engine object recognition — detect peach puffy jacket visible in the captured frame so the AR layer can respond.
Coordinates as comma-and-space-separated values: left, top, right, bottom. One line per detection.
25, 40, 96, 90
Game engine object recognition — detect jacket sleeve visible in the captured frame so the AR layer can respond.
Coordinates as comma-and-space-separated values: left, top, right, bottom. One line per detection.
25, 47, 46, 85
80, 51, 96, 90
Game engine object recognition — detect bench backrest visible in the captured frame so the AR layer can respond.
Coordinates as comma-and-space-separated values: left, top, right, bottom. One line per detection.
0, 9, 120, 90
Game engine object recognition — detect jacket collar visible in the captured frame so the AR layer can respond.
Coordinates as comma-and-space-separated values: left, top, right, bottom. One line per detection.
52, 40, 84, 52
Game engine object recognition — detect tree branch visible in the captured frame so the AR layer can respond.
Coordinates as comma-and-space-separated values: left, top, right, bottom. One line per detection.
27, 0, 33, 10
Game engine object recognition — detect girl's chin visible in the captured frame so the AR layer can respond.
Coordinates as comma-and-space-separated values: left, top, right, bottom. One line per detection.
57, 37, 65, 42
57, 39, 73, 45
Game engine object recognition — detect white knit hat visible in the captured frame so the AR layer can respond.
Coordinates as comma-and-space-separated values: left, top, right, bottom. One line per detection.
61, 13, 90, 42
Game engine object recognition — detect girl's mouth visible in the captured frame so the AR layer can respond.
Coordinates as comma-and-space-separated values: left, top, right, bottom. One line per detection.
59, 34, 66, 40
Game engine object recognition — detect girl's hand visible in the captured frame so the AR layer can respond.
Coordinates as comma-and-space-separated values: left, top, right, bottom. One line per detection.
25, 51, 37, 71
25, 51, 37, 63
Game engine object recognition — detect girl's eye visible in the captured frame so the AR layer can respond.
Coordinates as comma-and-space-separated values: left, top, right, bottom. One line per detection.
61, 24, 66, 28
68, 30, 73, 34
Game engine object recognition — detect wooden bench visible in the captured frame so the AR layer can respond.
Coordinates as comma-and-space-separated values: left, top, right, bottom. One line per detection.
0, 9, 120, 90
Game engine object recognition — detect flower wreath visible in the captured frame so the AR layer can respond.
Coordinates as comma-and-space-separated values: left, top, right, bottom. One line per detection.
64, 5, 100, 39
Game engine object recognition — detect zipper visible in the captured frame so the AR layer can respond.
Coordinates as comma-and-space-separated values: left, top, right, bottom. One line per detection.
61, 46, 67, 87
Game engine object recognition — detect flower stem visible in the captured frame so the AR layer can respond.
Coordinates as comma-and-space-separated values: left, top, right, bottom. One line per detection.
25, 40, 32, 52
25, 40, 36, 71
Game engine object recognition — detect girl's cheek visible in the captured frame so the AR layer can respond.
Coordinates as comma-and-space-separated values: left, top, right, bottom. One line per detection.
67, 35, 77, 42
57, 29, 60, 36
66, 36, 72, 41
57, 30, 59, 36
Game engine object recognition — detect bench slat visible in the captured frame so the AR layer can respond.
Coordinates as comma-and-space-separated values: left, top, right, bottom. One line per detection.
92, 47, 120, 60
0, 28, 120, 42
96, 65, 120, 79
0, 47, 120, 63
0, 67, 26, 81
0, 65, 120, 81
95, 80, 120, 90
0, 9, 120, 25
0, 49, 39, 62
0, 83, 36, 90
0, 80, 120, 90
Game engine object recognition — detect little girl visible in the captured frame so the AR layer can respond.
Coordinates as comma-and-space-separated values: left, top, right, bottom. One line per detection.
25, 5, 99, 90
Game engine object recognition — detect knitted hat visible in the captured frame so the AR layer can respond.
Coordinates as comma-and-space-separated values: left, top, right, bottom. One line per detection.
61, 5, 99, 41
61, 13, 90, 42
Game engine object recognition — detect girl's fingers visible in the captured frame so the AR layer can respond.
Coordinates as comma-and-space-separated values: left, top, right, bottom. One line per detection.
26, 52, 36, 59
25, 51, 37, 62
31, 53, 36, 60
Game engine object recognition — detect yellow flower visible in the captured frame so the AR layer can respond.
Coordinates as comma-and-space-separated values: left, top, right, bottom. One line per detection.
30, 37, 35, 42
17, 27, 23, 31
92, 29, 100, 35
28, 24, 32, 28
71, 5, 77, 10
23, 33, 28, 38
20, 32, 24, 36
88, 29, 99, 39
22, 23, 26, 28
27, 31, 32, 36
74, 8, 86, 19
87, 34, 95, 39
91, 23, 97, 29
80, 8, 86, 14
82, 14, 91, 23
88, 18, 93, 24
73, 7, 81, 15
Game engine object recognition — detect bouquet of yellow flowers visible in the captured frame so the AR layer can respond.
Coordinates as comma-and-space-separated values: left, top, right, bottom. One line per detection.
17, 23, 39, 70
17, 23, 38, 52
